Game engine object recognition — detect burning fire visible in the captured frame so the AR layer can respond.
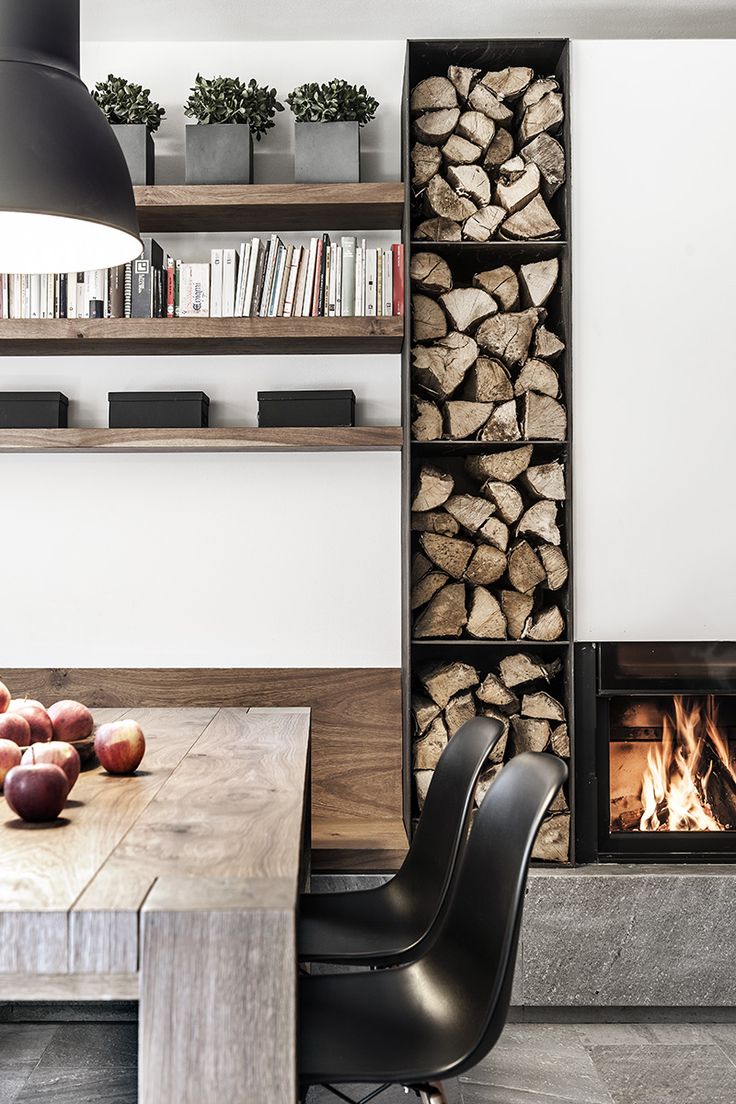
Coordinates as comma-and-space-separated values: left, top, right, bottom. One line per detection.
639, 696, 736, 832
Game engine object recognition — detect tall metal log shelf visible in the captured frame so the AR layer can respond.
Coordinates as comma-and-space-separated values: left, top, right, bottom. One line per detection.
401, 39, 574, 860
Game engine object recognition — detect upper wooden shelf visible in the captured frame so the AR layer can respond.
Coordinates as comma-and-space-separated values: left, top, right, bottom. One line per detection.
0, 426, 403, 454
0, 316, 403, 356
135, 183, 405, 233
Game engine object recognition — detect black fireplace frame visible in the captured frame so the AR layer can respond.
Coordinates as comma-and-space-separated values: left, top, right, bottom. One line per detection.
575, 642, 736, 863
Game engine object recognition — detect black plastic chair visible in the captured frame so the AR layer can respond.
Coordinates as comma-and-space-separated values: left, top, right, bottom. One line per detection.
299, 715, 504, 967
299, 752, 567, 1102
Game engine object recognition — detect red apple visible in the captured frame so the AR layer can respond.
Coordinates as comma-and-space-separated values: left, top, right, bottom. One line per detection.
94, 720, 145, 775
0, 712, 31, 747
8, 698, 44, 713
3, 763, 68, 821
22, 742, 80, 795
0, 739, 22, 786
0, 681, 10, 714
13, 705, 53, 744
48, 700, 94, 743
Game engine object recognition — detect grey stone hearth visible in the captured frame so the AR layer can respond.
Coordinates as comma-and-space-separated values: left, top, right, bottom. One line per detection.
312, 866, 736, 1008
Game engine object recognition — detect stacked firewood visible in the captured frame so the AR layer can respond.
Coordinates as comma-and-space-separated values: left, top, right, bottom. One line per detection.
412, 448, 567, 641
411, 252, 566, 442
413, 654, 570, 860
410, 66, 565, 241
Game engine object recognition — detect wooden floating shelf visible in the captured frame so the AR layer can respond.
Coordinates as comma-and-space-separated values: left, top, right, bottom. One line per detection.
0, 426, 403, 454
0, 316, 404, 356
135, 183, 405, 233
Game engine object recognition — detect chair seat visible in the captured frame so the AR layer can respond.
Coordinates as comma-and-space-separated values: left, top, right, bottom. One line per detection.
299, 966, 464, 1086
298, 884, 426, 966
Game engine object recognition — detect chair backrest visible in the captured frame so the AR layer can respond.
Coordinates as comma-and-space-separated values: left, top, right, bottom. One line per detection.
392, 715, 504, 921
424, 752, 567, 1079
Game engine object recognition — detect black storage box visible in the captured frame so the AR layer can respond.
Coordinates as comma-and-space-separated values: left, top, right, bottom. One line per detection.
109, 391, 210, 429
257, 390, 355, 428
0, 392, 69, 428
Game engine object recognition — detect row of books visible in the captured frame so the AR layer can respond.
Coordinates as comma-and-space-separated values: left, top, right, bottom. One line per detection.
0, 236, 405, 321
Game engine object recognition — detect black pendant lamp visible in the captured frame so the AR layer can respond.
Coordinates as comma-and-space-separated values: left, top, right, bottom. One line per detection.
0, 0, 142, 274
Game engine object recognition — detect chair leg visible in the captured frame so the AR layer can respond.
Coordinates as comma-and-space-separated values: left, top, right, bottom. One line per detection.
416, 1080, 462, 1104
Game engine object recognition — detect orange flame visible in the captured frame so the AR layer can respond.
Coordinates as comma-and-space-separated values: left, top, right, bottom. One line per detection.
639, 696, 735, 832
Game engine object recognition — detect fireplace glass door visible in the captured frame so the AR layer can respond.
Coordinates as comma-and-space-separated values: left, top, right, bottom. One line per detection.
609, 695, 736, 835
576, 642, 736, 861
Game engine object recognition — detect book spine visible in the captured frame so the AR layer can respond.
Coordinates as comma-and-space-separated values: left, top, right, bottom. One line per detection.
259, 234, 279, 317
276, 244, 293, 317
108, 265, 125, 319
341, 237, 356, 318
235, 243, 249, 316
392, 244, 404, 316
244, 238, 260, 316
166, 259, 175, 319
175, 259, 182, 318
292, 246, 308, 318
383, 249, 392, 317
210, 249, 223, 318
318, 233, 330, 316
222, 248, 237, 317
327, 244, 336, 317
283, 246, 301, 318
312, 238, 323, 316
58, 273, 67, 319
366, 249, 377, 316
303, 238, 318, 317
269, 245, 286, 317
131, 258, 152, 318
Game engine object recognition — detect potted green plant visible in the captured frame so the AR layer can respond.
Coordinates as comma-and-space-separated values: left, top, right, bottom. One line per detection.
184, 75, 283, 184
92, 74, 165, 185
286, 79, 379, 183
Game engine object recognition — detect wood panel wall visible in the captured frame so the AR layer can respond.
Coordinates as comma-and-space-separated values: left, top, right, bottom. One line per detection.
3, 668, 406, 871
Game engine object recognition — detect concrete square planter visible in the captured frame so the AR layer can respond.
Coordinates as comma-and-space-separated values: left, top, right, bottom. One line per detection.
111, 125, 155, 186
185, 125, 254, 185
294, 121, 360, 183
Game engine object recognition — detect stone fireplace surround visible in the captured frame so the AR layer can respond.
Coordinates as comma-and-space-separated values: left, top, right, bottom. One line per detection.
315, 868, 736, 1009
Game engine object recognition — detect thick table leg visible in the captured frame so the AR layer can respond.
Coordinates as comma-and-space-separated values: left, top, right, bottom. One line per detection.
139, 882, 296, 1104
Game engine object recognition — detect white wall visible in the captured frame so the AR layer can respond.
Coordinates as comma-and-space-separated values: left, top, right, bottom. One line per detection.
4, 37, 735, 665
0, 40, 405, 669
572, 40, 736, 641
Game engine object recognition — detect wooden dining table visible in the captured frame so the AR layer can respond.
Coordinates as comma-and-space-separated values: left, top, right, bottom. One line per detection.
0, 706, 311, 1104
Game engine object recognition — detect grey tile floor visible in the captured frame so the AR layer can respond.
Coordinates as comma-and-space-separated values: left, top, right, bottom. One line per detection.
1, 1020, 736, 1103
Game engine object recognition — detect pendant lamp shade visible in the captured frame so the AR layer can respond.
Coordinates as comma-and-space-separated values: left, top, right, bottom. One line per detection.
0, 0, 142, 274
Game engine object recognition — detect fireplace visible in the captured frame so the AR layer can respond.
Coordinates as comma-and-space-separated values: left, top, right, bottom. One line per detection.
575, 642, 736, 861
